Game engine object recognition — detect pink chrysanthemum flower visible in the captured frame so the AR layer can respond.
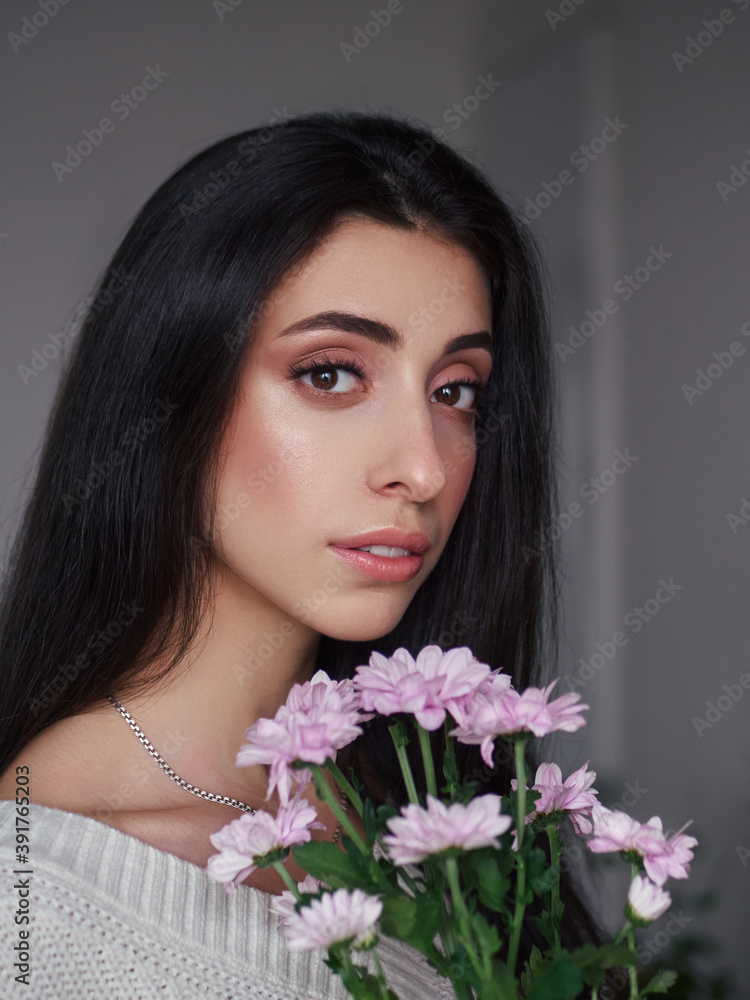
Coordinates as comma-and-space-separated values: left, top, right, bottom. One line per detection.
382, 794, 513, 866
626, 874, 671, 925
587, 805, 697, 885
637, 818, 698, 886
512, 762, 599, 835
286, 671, 364, 717
446, 669, 513, 728
449, 680, 589, 767
353, 645, 493, 731
237, 670, 370, 803
281, 888, 383, 951
271, 874, 322, 926
206, 794, 324, 896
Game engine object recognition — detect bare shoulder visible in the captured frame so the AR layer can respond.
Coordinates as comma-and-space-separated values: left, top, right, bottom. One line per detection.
0, 707, 285, 891
0, 701, 136, 810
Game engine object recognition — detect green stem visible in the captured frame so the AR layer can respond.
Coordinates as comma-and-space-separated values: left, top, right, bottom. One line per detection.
445, 855, 484, 986
614, 919, 633, 946
627, 863, 640, 999
395, 864, 421, 897
627, 926, 639, 999
309, 763, 369, 856
325, 757, 392, 856
507, 738, 529, 974
443, 719, 460, 800
272, 860, 300, 896
450, 972, 474, 1000
388, 722, 419, 804
546, 823, 562, 950
324, 758, 365, 817
547, 825, 560, 906
417, 723, 438, 798
371, 950, 391, 1000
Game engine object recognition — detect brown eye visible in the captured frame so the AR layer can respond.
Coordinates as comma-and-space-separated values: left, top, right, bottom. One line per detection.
310, 367, 338, 390
293, 361, 362, 393
431, 382, 480, 410
435, 384, 461, 406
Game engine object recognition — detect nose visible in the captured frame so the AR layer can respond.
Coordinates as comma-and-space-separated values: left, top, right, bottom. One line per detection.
367, 393, 449, 504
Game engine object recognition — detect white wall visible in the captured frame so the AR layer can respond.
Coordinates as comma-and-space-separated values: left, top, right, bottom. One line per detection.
475, 0, 750, 989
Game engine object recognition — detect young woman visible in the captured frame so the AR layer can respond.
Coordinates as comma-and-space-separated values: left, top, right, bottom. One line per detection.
0, 110, 597, 998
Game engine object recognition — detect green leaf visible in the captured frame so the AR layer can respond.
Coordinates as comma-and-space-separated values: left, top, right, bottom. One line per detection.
362, 798, 378, 844
470, 912, 502, 957
497, 848, 516, 878
525, 845, 549, 889
292, 841, 378, 890
487, 960, 519, 1000
530, 911, 559, 950
642, 969, 679, 994
522, 958, 583, 1000
326, 943, 400, 1000
379, 895, 418, 938
520, 945, 547, 996
458, 848, 511, 912
406, 893, 442, 952
442, 746, 460, 785
454, 779, 480, 804
519, 964, 533, 995
376, 803, 399, 826
508, 786, 541, 817
530, 863, 559, 896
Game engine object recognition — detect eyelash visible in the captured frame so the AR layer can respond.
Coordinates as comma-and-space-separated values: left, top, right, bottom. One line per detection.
287, 351, 487, 411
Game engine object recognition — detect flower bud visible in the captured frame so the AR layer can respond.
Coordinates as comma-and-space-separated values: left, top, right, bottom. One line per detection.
625, 874, 671, 926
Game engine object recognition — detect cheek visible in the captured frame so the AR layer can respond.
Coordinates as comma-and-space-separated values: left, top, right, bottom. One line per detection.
445, 431, 477, 503
214, 392, 339, 537
441, 430, 478, 521
221, 423, 305, 519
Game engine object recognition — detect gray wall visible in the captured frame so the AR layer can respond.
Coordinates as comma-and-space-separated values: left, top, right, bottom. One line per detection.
2, 0, 748, 993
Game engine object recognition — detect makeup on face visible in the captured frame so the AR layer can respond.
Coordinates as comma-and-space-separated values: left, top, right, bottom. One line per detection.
212, 217, 493, 642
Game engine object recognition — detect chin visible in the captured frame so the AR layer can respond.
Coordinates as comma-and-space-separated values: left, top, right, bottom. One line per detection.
311, 597, 413, 645
322, 623, 396, 644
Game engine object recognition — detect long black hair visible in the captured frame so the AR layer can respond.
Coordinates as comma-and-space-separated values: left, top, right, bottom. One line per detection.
0, 109, 598, 957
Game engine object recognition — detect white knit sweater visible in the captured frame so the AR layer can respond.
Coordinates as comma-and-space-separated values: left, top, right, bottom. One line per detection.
0, 801, 454, 999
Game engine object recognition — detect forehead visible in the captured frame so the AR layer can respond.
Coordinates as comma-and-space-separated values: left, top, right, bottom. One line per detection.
258, 217, 492, 333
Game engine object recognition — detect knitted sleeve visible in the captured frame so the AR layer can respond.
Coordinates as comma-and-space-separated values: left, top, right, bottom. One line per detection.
0, 801, 454, 1000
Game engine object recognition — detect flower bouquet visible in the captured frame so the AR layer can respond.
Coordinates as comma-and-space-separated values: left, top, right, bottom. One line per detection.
206, 646, 697, 999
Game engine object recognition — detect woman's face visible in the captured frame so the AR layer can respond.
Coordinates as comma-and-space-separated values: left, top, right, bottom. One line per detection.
212, 216, 493, 641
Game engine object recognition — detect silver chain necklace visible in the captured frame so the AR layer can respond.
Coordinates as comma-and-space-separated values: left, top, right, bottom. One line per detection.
106, 693, 347, 842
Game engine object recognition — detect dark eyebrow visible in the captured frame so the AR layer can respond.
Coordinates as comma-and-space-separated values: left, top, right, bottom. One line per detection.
276, 310, 492, 357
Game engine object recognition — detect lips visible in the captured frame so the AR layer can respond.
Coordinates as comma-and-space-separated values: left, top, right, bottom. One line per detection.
330, 529, 432, 556
328, 528, 432, 583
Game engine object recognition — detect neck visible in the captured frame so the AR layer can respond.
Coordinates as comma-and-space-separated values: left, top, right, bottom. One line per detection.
109, 554, 323, 805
